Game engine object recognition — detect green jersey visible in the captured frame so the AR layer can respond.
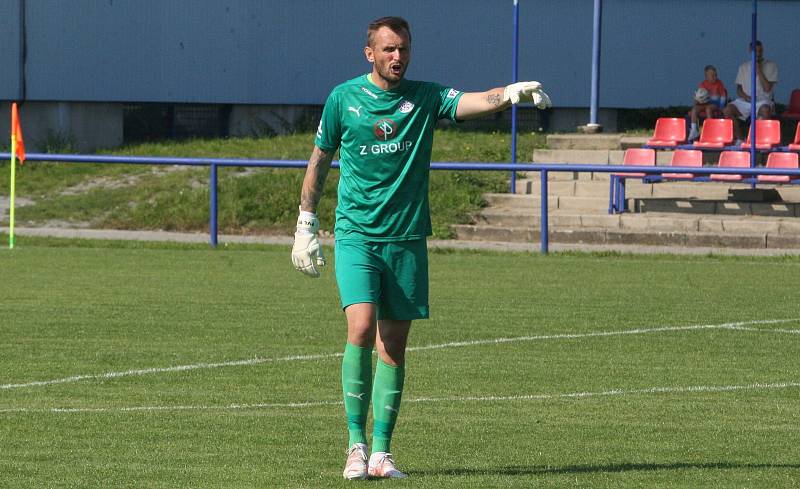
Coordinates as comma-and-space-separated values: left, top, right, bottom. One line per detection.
315, 74, 463, 241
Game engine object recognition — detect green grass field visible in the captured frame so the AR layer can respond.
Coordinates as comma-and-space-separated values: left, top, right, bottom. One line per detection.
1, 240, 799, 488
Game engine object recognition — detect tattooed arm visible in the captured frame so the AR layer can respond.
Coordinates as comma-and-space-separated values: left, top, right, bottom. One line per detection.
456, 81, 551, 120
455, 87, 509, 121
300, 145, 335, 213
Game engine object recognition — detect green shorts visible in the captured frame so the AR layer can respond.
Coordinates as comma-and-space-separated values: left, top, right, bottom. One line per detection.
334, 238, 429, 321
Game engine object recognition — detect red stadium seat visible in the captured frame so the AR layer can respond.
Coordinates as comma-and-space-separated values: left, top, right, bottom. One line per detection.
757, 152, 799, 183
663, 149, 703, 179
610, 148, 656, 213
646, 118, 686, 147
693, 118, 733, 148
788, 124, 800, 152
710, 151, 750, 181
740, 119, 781, 150
779, 89, 800, 121
614, 148, 656, 178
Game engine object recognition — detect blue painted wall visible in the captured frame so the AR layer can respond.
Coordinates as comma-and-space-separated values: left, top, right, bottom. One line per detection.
1, 0, 797, 108
0, 1, 22, 99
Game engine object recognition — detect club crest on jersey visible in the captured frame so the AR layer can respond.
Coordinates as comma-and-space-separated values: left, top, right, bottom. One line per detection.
398, 100, 414, 113
374, 118, 397, 141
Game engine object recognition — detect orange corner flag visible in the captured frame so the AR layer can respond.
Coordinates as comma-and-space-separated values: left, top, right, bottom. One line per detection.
11, 102, 25, 164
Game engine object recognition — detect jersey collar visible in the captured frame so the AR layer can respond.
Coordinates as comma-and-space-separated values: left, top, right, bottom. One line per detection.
366, 73, 408, 94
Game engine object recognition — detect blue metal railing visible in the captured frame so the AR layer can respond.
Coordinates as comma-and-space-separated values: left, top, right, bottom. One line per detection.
4, 152, 800, 254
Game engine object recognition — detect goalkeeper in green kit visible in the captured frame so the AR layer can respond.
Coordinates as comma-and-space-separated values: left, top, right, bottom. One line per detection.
291, 16, 551, 480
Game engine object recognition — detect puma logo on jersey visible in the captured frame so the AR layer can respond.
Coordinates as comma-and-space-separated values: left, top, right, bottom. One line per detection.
347, 392, 366, 401
348, 106, 363, 118
384, 405, 399, 414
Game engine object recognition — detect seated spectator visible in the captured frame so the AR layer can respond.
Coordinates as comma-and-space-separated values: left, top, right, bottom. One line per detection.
722, 40, 778, 143
688, 65, 728, 141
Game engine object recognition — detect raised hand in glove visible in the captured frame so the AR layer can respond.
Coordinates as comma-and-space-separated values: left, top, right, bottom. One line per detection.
503, 81, 552, 109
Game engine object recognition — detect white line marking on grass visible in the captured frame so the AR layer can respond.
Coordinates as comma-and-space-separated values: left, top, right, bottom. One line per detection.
0, 352, 344, 390
0, 399, 342, 414
2, 318, 797, 391
1, 381, 798, 415
720, 325, 800, 335
409, 381, 800, 404
408, 318, 799, 353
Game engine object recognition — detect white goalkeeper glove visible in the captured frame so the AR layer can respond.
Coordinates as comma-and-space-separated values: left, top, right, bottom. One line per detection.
503, 81, 552, 109
291, 209, 326, 278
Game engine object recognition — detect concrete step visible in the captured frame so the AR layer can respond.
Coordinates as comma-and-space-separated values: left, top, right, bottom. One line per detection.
544, 133, 658, 152
546, 133, 623, 150
533, 148, 673, 165
618, 214, 798, 234
649, 182, 737, 200
472, 209, 800, 235
484, 193, 560, 211
620, 136, 649, 149
484, 193, 610, 214
452, 224, 800, 250
515, 178, 648, 198
513, 179, 578, 196
533, 149, 616, 164
575, 180, 625, 198
476, 208, 622, 228
558, 195, 613, 212
775, 186, 800, 201
513, 170, 613, 184
636, 198, 800, 217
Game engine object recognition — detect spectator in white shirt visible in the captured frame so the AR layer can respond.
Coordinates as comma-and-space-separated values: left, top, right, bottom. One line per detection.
722, 40, 778, 143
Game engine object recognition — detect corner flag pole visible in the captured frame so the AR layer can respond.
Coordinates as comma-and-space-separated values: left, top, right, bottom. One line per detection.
10, 114, 17, 249
9, 102, 25, 249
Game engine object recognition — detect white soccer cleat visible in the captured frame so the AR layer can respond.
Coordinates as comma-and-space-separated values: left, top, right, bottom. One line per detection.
342, 443, 369, 480
367, 452, 407, 479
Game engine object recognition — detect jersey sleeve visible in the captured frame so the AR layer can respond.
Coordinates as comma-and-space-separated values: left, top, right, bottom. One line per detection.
314, 90, 342, 151
434, 84, 464, 121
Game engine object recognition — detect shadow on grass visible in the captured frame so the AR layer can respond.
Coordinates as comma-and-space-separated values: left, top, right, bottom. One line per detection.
410, 461, 800, 477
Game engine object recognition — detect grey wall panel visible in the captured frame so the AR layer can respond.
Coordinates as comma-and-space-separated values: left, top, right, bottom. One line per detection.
0, 0, 22, 100
600, 0, 798, 108
3, 0, 798, 108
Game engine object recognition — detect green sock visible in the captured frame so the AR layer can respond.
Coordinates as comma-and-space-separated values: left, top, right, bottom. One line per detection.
342, 343, 372, 447
371, 359, 405, 453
